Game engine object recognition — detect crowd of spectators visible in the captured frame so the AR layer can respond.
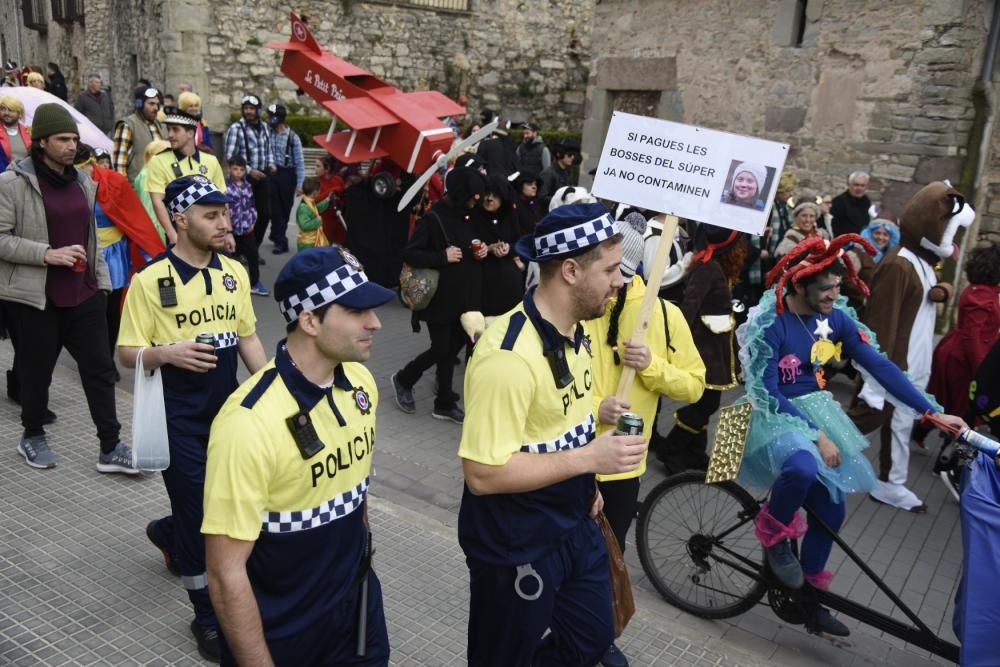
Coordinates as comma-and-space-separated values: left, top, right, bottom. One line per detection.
2, 58, 999, 667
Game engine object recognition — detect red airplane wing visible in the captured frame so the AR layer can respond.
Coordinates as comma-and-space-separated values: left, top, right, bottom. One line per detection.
322, 98, 399, 130
395, 91, 465, 119
267, 10, 465, 175
314, 132, 389, 165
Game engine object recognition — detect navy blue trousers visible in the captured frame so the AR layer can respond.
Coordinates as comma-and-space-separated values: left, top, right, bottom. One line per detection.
466, 519, 614, 667
768, 449, 846, 576
220, 570, 389, 666
150, 431, 216, 627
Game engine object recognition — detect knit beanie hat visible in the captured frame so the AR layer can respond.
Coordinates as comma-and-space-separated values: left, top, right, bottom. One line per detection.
617, 212, 647, 278
730, 162, 767, 193
31, 103, 77, 139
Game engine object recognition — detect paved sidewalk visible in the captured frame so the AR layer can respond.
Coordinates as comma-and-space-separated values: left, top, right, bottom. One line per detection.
1, 239, 966, 666
0, 342, 764, 666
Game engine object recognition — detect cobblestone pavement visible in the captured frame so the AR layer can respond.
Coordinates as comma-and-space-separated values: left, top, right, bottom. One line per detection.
2, 239, 964, 665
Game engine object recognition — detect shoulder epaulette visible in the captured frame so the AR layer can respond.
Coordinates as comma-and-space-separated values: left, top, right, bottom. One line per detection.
500, 311, 527, 351
241, 368, 279, 409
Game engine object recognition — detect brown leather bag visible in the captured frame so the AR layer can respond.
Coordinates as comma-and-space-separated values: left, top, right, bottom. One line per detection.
595, 510, 635, 637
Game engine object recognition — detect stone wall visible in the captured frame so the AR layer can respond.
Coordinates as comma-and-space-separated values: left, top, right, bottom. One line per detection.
2, 0, 594, 135
581, 0, 996, 228
201, 0, 593, 131
978, 79, 1000, 236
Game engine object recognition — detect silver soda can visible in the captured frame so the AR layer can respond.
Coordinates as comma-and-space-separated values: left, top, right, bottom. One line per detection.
958, 428, 1000, 458
195, 332, 216, 348
615, 412, 644, 436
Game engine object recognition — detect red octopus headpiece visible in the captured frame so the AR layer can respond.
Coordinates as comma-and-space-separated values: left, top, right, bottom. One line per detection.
764, 234, 876, 314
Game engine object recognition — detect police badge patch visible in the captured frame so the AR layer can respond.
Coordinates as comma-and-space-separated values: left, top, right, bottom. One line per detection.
338, 246, 363, 271
353, 387, 371, 415
582, 334, 592, 356
199, 165, 208, 175
222, 273, 238, 293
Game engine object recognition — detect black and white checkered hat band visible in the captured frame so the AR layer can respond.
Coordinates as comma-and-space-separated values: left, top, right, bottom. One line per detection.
163, 113, 196, 127
534, 213, 616, 258
168, 181, 220, 215
279, 264, 368, 323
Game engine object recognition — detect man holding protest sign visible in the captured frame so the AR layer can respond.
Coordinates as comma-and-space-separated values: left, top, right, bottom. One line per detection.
589, 111, 786, 656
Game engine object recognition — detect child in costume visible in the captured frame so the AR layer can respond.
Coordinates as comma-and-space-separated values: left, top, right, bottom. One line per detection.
225, 156, 266, 296
736, 235, 967, 637
295, 177, 331, 251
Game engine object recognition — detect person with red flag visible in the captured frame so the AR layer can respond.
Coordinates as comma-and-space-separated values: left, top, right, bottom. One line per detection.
76, 144, 166, 360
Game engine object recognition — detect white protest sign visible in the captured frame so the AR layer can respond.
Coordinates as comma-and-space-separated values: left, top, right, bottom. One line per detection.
591, 112, 789, 235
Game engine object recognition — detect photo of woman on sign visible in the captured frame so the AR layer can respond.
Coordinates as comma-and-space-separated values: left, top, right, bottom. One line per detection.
721, 161, 773, 211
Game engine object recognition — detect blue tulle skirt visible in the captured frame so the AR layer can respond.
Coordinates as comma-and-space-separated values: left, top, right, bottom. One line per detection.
101, 238, 131, 291
737, 391, 878, 504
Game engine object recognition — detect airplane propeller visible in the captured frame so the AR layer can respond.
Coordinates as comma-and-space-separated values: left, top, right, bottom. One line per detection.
397, 118, 500, 212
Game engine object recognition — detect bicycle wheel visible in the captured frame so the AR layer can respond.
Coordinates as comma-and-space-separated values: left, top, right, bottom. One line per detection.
637, 471, 767, 619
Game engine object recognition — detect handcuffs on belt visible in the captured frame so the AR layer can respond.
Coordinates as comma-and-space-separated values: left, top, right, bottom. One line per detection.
514, 563, 543, 601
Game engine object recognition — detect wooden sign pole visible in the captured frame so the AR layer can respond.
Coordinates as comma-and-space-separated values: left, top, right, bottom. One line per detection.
615, 213, 679, 401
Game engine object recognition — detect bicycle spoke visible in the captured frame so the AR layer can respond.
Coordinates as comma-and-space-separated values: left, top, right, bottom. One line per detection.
638, 476, 766, 619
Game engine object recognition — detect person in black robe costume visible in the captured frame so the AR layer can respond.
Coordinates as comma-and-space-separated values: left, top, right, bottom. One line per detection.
512, 169, 544, 236
342, 165, 412, 288
391, 167, 487, 422
475, 174, 524, 317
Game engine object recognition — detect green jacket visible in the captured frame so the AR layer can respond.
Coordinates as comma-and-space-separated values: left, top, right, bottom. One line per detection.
0, 157, 110, 310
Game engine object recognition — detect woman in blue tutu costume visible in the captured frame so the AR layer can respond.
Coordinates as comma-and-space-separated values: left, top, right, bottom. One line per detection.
736, 234, 967, 636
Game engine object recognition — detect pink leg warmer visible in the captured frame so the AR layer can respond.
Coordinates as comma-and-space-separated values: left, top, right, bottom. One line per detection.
804, 570, 833, 590
754, 501, 808, 548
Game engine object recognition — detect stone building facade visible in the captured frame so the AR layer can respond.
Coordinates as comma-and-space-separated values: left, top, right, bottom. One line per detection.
1, 0, 593, 133
580, 0, 1000, 240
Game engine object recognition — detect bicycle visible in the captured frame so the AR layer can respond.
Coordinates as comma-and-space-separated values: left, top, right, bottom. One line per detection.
635, 470, 960, 662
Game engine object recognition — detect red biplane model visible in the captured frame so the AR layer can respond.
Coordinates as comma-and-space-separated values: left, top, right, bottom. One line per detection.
266, 13, 496, 209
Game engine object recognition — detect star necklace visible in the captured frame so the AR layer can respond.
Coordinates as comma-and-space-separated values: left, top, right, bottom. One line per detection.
793, 311, 836, 389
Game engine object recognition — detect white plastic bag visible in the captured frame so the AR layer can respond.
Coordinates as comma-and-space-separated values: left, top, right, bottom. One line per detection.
131, 348, 170, 471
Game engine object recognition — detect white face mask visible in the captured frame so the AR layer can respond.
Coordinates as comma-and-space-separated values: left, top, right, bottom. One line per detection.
919, 197, 975, 259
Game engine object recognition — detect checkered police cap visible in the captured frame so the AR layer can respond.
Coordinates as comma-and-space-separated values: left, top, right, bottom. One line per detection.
534, 211, 617, 259
166, 176, 228, 216
161, 105, 198, 128
278, 259, 368, 323
514, 202, 620, 263
275, 246, 395, 322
